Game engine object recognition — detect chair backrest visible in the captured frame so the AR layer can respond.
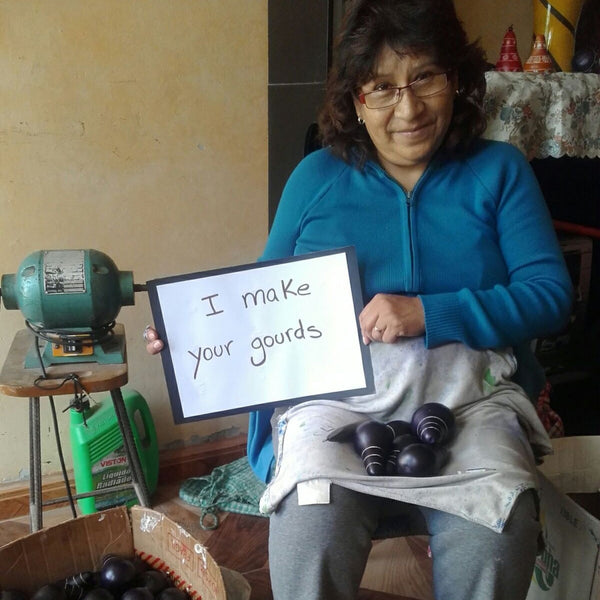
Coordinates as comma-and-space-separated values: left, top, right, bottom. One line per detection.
304, 122, 322, 157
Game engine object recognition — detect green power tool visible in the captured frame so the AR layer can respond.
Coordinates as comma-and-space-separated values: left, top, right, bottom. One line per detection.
0, 249, 145, 368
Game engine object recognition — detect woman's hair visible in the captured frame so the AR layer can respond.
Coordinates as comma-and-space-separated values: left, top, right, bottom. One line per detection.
318, 0, 489, 166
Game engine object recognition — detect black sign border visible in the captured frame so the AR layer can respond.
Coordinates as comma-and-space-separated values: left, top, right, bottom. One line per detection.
146, 246, 374, 423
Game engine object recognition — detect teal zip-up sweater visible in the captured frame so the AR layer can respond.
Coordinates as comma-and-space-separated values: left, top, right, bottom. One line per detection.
248, 139, 573, 483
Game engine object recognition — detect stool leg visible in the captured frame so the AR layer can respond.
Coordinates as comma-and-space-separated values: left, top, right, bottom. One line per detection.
110, 388, 151, 507
29, 396, 43, 532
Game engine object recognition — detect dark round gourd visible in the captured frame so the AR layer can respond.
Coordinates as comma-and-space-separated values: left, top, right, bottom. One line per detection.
396, 443, 449, 477
82, 590, 114, 600
120, 588, 153, 600
99, 556, 137, 590
64, 572, 95, 586
411, 403, 455, 445
385, 419, 412, 439
572, 49, 597, 73
354, 420, 394, 475
62, 571, 97, 600
31, 585, 66, 600
134, 570, 170, 595
157, 588, 189, 600
131, 556, 150, 576
385, 433, 419, 475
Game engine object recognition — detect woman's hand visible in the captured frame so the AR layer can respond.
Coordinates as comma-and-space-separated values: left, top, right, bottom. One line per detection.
143, 325, 164, 354
359, 294, 425, 344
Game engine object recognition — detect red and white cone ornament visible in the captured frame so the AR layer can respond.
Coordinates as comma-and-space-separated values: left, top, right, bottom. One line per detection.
495, 25, 524, 71
524, 34, 555, 73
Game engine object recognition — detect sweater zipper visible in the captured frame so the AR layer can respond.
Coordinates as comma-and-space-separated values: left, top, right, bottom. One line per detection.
373, 159, 431, 292
405, 189, 416, 292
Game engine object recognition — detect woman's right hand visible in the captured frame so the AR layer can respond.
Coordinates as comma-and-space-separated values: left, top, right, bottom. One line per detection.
144, 325, 164, 355
359, 293, 425, 344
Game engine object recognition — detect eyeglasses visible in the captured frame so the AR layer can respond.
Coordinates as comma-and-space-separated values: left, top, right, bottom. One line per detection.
357, 71, 452, 109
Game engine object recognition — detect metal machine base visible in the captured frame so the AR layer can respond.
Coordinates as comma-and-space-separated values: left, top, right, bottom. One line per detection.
24, 331, 127, 369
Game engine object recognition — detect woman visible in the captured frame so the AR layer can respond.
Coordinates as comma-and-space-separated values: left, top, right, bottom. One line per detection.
148, 1, 572, 598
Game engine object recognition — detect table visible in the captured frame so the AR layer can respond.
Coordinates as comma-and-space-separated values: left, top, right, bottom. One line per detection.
0, 324, 151, 531
483, 71, 600, 240
483, 72, 600, 160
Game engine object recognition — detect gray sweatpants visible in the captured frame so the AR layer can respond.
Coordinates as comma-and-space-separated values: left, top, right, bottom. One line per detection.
269, 484, 540, 600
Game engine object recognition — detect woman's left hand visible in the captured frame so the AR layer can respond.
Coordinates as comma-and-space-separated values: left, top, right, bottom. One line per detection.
359, 293, 425, 344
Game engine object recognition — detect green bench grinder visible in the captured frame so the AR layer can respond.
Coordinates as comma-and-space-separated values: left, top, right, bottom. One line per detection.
0, 248, 144, 367
0, 248, 158, 515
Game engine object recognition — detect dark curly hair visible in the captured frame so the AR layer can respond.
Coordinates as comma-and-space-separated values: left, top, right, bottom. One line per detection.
318, 0, 489, 167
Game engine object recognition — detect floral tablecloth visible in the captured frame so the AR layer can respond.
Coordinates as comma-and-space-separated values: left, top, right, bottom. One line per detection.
483, 72, 600, 160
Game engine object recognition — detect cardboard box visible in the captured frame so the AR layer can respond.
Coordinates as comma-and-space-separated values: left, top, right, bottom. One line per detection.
0, 506, 245, 599
528, 436, 600, 600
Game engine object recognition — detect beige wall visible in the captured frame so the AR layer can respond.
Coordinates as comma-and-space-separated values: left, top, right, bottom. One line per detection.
0, 1, 535, 484
455, 0, 533, 65
0, 1, 267, 482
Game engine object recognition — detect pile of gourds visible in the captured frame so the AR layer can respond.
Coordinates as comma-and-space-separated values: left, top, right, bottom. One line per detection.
0, 555, 189, 600
328, 402, 456, 477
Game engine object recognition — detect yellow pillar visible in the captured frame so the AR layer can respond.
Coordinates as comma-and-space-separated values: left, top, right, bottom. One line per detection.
531, 0, 586, 71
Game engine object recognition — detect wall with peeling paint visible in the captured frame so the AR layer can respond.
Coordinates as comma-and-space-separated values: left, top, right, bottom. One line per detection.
0, 1, 268, 482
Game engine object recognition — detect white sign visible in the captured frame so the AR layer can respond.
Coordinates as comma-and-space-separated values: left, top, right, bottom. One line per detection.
147, 248, 374, 422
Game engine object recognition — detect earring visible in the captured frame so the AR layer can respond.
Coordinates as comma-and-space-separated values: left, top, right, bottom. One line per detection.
357, 116, 365, 125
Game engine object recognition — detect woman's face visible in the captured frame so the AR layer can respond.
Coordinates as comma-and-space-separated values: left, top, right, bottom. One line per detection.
354, 45, 457, 190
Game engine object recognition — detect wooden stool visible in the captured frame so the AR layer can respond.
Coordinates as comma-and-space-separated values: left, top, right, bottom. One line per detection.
0, 324, 151, 531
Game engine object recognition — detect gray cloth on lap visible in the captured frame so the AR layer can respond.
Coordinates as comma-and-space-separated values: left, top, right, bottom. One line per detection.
260, 339, 552, 533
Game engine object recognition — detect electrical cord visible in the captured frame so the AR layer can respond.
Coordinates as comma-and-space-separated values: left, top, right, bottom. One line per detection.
48, 397, 77, 518
26, 319, 116, 348
30, 330, 90, 519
